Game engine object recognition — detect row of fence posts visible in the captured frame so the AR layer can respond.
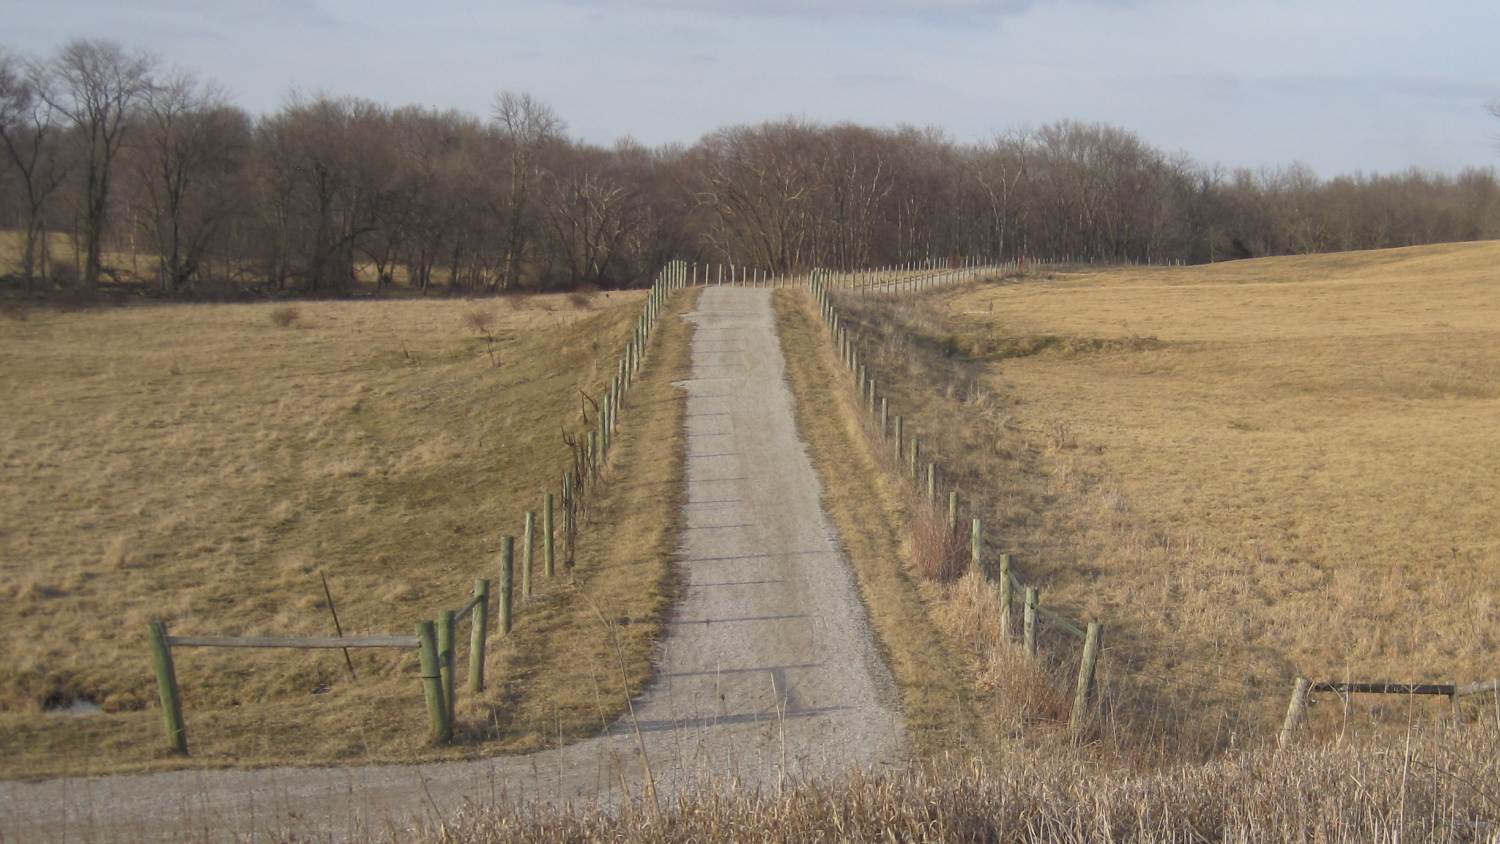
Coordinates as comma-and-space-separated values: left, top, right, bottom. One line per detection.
146, 260, 693, 753
413, 258, 695, 743
808, 267, 1104, 741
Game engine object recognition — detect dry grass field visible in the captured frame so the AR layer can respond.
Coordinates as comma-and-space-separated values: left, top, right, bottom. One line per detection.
0, 288, 693, 777
837, 241, 1500, 751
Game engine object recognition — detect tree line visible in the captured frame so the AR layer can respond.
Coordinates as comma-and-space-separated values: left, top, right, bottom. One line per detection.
3, 38, 1498, 296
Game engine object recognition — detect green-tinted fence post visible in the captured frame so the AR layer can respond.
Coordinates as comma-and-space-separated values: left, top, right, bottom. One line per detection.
999, 554, 1013, 639
1070, 621, 1103, 740
499, 537, 514, 635
1023, 587, 1039, 657
416, 620, 451, 743
147, 621, 187, 754
522, 510, 535, 599
469, 579, 490, 694
438, 609, 456, 725
544, 492, 556, 577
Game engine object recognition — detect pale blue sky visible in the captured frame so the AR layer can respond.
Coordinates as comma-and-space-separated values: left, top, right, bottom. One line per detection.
4, 0, 1497, 174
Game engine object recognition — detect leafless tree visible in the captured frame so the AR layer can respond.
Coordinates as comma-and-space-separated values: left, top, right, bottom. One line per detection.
492, 90, 563, 290
134, 73, 249, 291
36, 39, 156, 289
0, 51, 72, 290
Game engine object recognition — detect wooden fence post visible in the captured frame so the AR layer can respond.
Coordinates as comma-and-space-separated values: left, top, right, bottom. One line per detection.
971, 518, 982, 574
522, 510, 535, 599
468, 579, 490, 693
1277, 677, 1311, 749
1069, 621, 1102, 740
948, 490, 959, 531
880, 397, 888, 437
895, 416, 904, 460
563, 472, 575, 560
416, 620, 451, 743
544, 493, 556, 577
147, 621, 187, 754
499, 537, 514, 635
998, 554, 1013, 638
438, 609, 456, 725
1023, 587, 1038, 657
910, 437, 920, 480
926, 463, 937, 502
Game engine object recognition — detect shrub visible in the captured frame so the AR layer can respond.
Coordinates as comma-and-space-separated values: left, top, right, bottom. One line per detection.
463, 308, 496, 334
911, 505, 966, 581
268, 306, 300, 328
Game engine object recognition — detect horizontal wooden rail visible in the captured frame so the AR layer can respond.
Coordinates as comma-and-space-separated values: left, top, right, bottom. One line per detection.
1034, 605, 1087, 639
453, 593, 483, 619
1003, 572, 1086, 638
1457, 679, 1499, 697
1310, 679, 1500, 698
167, 634, 419, 650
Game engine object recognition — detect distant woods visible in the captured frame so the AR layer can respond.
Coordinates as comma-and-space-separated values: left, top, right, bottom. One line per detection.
3, 38, 1499, 298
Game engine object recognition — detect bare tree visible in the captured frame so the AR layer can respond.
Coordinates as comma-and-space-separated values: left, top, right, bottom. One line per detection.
0, 51, 72, 290
37, 39, 156, 289
492, 90, 563, 290
135, 73, 249, 292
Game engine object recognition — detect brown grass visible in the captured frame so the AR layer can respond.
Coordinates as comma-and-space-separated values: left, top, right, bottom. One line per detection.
0, 288, 693, 777
910, 506, 967, 582
835, 240, 1500, 756
416, 723, 1500, 841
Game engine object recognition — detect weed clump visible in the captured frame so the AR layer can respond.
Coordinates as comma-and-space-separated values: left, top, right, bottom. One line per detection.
268, 306, 300, 328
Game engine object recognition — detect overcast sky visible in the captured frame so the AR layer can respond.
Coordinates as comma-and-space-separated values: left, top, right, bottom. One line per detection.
6, 0, 1497, 175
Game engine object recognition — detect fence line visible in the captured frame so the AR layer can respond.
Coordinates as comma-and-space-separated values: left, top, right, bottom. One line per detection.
809, 266, 1104, 742
810, 262, 1497, 747
146, 260, 696, 755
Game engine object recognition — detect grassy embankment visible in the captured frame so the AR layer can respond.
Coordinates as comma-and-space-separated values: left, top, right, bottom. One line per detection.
0, 287, 696, 777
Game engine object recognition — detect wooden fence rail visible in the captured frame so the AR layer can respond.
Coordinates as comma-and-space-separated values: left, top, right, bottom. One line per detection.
1279, 676, 1500, 748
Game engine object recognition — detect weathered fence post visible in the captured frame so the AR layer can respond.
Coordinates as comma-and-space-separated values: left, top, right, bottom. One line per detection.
543, 492, 556, 577
880, 397, 888, 437
469, 579, 490, 694
563, 471, 574, 558
926, 463, 937, 502
948, 490, 959, 531
971, 518, 982, 574
894, 416, 904, 459
998, 554, 1013, 638
522, 510, 535, 599
416, 620, 451, 743
1069, 621, 1102, 740
499, 536, 514, 635
1277, 677, 1311, 749
147, 621, 187, 754
910, 437, 920, 480
1023, 586, 1039, 657
438, 609, 456, 725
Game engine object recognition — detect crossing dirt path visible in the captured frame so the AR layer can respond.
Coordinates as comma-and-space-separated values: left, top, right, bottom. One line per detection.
0, 286, 903, 840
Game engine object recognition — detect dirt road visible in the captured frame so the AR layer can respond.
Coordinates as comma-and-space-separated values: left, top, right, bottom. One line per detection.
0, 286, 903, 840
